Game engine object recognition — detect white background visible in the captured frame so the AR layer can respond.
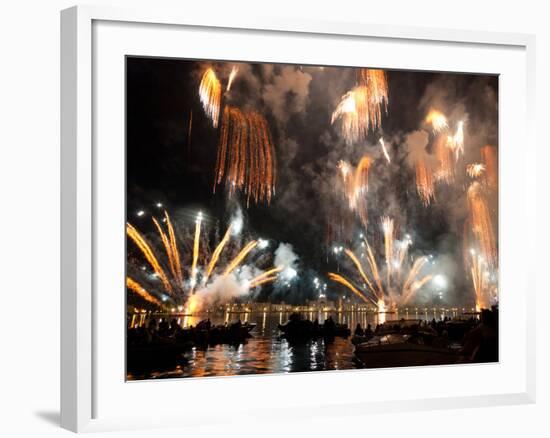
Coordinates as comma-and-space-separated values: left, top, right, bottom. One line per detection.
93, 18, 528, 423
0, 0, 547, 437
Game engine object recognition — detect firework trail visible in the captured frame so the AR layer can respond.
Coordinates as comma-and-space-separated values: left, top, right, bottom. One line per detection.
222, 240, 259, 277
189, 212, 203, 293
434, 135, 455, 183
214, 106, 276, 206
331, 88, 365, 144
481, 145, 498, 190
199, 68, 221, 128
358, 68, 389, 110
204, 223, 233, 283
415, 156, 435, 206
331, 68, 388, 144
467, 182, 497, 267
462, 218, 472, 267
400, 257, 432, 305
425, 109, 448, 133
358, 68, 389, 129
337, 155, 372, 226
467, 163, 486, 178
395, 234, 413, 283
249, 276, 278, 288
363, 239, 384, 296
382, 216, 394, 288
327, 272, 378, 306
127, 222, 174, 295
449, 121, 464, 161
328, 219, 433, 309
249, 267, 283, 288
226, 66, 238, 91
469, 250, 490, 310
355, 156, 372, 195
127, 277, 162, 306
379, 137, 391, 163
338, 160, 351, 179
152, 215, 183, 288
165, 211, 183, 285
186, 110, 193, 155
343, 249, 378, 298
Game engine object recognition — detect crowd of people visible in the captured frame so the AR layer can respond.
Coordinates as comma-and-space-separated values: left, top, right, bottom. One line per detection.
127, 317, 253, 347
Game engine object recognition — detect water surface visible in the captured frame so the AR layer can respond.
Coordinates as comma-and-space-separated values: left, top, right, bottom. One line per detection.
127, 309, 458, 380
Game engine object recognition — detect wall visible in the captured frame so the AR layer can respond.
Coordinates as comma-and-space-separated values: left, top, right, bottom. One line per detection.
0, 1, 546, 436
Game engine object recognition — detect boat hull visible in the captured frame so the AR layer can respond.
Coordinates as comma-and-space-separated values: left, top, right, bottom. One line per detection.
355, 343, 457, 368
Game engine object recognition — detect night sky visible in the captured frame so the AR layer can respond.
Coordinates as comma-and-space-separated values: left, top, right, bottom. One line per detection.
126, 57, 498, 305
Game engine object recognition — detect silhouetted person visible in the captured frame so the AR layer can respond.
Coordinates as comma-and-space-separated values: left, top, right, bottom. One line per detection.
365, 323, 373, 336
460, 309, 498, 363
355, 323, 364, 337
147, 318, 157, 332
324, 316, 336, 332
169, 318, 180, 336
158, 319, 170, 336
313, 318, 320, 332
145, 318, 158, 344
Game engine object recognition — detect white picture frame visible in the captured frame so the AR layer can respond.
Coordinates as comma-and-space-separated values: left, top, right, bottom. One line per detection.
61, 4, 536, 433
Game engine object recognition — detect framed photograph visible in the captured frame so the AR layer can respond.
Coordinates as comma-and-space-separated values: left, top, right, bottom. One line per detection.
61, 5, 536, 432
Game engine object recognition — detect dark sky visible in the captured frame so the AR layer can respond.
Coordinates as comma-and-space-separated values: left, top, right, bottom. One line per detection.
126, 56, 498, 305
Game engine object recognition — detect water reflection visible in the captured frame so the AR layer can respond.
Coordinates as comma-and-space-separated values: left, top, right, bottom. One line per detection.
127, 309, 456, 380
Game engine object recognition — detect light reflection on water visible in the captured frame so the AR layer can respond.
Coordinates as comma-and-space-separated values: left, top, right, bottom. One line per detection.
127, 309, 458, 380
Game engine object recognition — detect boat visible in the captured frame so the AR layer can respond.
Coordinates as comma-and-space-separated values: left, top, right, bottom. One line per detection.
444, 318, 478, 342
190, 323, 253, 346
354, 330, 457, 368
351, 333, 374, 345
278, 318, 314, 339
127, 340, 193, 371
278, 313, 351, 340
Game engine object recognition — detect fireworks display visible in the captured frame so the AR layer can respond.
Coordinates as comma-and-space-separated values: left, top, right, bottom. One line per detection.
357, 68, 389, 130
214, 106, 276, 206
415, 155, 435, 206
126, 210, 279, 311
331, 68, 388, 144
331, 88, 367, 144
199, 68, 221, 128
434, 135, 455, 183
447, 121, 465, 161
469, 250, 490, 311
328, 217, 433, 310
481, 145, 498, 189
126, 277, 161, 306
227, 66, 238, 91
467, 182, 497, 268
337, 155, 372, 227
125, 57, 503, 381
204, 224, 233, 283
189, 212, 203, 292
249, 267, 283, 288
127, 222, 173, 295
425, 109, 448, 133
129, 58, 499, 317
467, 163, 486, 178
328, 272, 378, 306
382, 216, 394, 288
379, 137, 391, 164
222, 240, 259, 276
